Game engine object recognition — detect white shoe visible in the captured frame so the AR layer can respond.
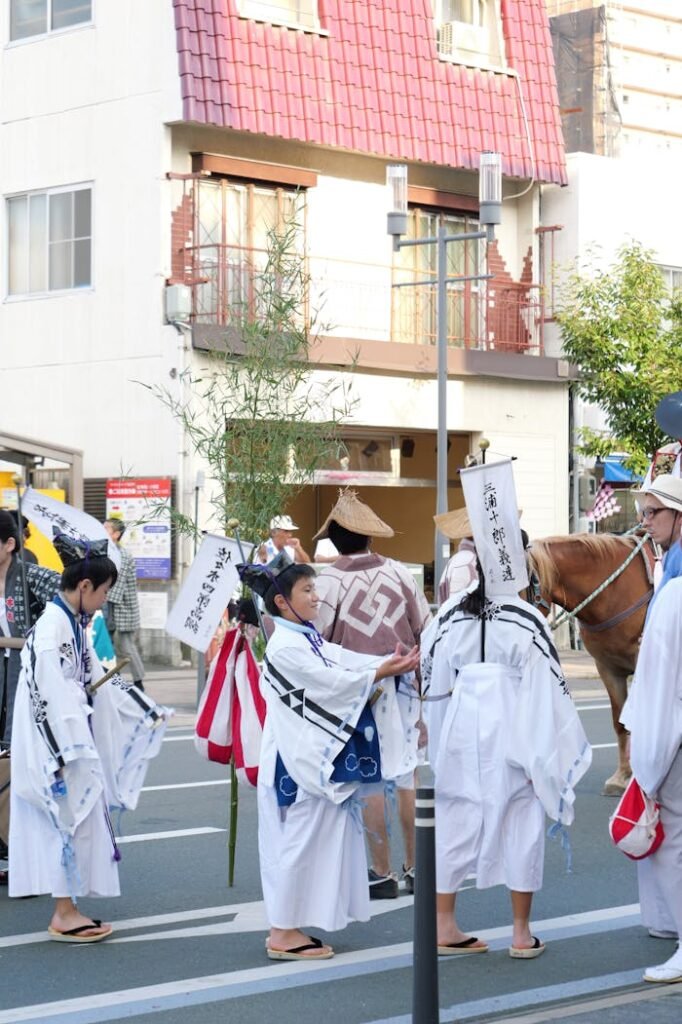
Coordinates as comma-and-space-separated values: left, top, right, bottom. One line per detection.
644, 949, 682, 984
648, 929, 678, 940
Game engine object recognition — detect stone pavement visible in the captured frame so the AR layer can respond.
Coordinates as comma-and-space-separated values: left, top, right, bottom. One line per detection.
144, 664, 201, 728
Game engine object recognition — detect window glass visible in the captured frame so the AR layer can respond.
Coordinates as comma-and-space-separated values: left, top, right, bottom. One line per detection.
73, 238, 91, 287
10, 0, 47, 40
442, 0, 483, 24
49, 191, 72, 243
6, 186, 91, 296
49, 240, 72, 291
659, 265, 682, 295
10, 0, 91, 39
8, 197, 29, 295
73, 187, 91, 238
51, 0, 92, 30
394, 208, 483, 347
29, 193, 47, 292
193, 179, 305, 325
241, 0, 317, 30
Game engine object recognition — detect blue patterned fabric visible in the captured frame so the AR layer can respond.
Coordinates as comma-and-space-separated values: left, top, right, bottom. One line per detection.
274, 704, 382, 807
331, 704, 381, 784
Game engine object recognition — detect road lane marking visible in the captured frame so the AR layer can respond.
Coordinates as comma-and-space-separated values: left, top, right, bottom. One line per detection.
576, 704, 611, 711
0, 893, 415, 950
141, 780, 229, 792
118, 827, 225, 844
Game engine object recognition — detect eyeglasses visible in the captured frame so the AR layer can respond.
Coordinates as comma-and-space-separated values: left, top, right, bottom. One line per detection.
641, 507, 670, 520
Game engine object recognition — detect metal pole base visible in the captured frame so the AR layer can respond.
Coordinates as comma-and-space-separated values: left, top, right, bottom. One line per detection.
412, 786, 439, 1024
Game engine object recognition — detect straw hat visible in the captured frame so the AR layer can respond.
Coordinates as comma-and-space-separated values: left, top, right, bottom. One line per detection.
434, 505, 523, 540
313, 489, 394, 540
433, 507, 472, 541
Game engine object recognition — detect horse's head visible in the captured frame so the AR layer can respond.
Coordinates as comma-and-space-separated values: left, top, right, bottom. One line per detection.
525, 541, 558, 616
526, 533, 650, 616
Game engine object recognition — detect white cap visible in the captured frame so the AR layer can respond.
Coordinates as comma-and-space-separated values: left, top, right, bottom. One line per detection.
270, 515, 299, 531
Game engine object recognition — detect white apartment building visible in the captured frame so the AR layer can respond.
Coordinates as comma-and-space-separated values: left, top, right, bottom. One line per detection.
1, 0, 573, 656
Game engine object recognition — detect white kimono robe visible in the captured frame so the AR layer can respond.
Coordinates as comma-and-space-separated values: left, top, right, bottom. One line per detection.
9, 599, 169, 899
620, 576, 682, 936
422, 593, 591, 893
258, 618, 417, 931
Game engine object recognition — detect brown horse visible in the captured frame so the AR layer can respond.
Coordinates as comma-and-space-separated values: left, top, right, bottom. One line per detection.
527, 533, 655, 796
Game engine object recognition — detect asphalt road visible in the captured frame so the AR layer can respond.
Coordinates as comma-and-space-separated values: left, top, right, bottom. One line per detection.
1, 686, 681, 1024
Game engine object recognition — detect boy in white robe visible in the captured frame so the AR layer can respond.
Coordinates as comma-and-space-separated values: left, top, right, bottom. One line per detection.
421, 575, 591, 959
620, 573, 682, 983
239, 553, 419, 961
9, 533, 169, 942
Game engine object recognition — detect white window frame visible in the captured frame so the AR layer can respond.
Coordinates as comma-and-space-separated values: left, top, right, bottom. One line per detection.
7, 0, 94, 45
437, 0, 486, 28
658, 264, 682, 295
5, 182, 94, 300
238, 0, 326, 35
433, 0, 507, 73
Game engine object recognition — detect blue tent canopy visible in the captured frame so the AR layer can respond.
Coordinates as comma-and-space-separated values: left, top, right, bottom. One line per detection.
602, 456, 643, 485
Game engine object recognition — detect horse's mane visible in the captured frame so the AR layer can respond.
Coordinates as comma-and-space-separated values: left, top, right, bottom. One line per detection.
528, 533, 636, 594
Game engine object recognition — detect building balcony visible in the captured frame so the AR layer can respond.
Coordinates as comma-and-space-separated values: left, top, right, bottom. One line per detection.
180, 244, 545, 360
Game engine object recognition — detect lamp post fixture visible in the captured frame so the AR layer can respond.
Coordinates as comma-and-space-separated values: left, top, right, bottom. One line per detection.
387, 152, 502, 592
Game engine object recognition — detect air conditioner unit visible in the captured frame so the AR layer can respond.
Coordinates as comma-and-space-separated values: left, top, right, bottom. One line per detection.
578, 474, 598, 510
165, 283, 192, 323
437, 21, 457, 56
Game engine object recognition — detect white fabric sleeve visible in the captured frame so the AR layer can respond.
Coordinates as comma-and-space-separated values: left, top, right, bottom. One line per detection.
507, 643, 591, 826
621, 578, 682, 796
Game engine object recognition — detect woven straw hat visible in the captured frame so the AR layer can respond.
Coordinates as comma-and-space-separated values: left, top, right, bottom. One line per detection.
434, 505, 523, 540
313, 489, 394, 540
433, 507, 472, 540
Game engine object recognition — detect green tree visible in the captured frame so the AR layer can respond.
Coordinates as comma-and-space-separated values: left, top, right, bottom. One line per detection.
147, 210, 354, 887
557, 242, 682, 475
152, 215, 354, 548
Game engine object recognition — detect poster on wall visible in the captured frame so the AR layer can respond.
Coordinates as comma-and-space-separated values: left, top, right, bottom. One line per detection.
106, 477, 172, 580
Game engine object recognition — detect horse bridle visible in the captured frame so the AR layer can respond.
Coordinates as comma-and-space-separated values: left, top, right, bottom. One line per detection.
524, 533, 655, 633
525, 565, 551, 615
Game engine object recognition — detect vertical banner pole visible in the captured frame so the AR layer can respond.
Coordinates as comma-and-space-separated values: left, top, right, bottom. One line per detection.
412, 785, 439, 1024
13, 478, 32, 628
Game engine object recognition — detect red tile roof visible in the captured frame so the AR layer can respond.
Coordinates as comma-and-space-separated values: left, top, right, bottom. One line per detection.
173, 0, 567, 186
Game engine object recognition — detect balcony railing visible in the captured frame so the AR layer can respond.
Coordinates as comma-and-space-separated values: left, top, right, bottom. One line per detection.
183, 244, 544, 355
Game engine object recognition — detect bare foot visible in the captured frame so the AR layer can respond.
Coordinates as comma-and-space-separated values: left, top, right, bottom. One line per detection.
267, 928, 333, 957
437, 917, 488, 950
511, 928, 534, 950
49, 908, 111, 938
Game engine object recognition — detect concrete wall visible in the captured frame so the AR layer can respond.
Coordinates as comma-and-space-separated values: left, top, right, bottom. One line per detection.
0, 0, 182, 480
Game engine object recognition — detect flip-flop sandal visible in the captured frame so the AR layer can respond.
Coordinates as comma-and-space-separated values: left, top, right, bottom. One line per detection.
267, 935, 334, 961
48, 919, 113, 944
438, 936, 489, 955
509, 936, 545, 959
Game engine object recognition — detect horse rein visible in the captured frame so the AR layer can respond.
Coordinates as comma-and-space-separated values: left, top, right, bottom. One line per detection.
526, 532, 654, 634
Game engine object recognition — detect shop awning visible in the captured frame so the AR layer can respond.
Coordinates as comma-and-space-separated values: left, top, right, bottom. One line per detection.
602, 456, 642, 485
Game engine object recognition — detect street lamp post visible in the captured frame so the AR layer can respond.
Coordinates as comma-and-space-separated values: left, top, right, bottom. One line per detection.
387, 153, 502, 590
